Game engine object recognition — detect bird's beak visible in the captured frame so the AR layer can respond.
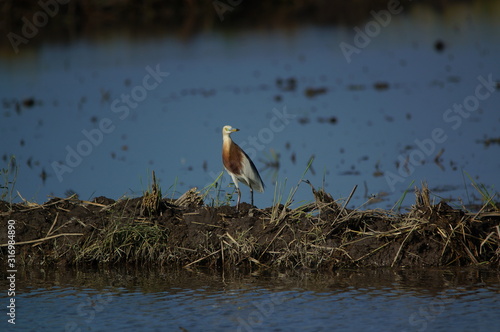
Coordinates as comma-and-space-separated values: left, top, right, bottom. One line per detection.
231, 128, 239, 132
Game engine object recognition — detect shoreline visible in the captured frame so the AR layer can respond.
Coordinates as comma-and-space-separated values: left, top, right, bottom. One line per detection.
1, 183, 498, 270
1, 0, 489, 53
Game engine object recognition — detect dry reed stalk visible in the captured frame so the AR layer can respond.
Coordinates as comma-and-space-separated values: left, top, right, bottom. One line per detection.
183, 249, 222, 268
391, 223, 419, 267
259, 223, 287, 261
0, 233, 83, 247
331, 185, 357, 227
176, 187, 203, 208
45, 212, 59, 237
354, 242, 391, 262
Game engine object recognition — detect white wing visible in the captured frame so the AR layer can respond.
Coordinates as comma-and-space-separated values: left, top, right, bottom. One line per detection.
237, 150, 264, 192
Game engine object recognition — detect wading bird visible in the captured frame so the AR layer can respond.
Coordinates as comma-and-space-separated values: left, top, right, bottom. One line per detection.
222, 125, 264, 209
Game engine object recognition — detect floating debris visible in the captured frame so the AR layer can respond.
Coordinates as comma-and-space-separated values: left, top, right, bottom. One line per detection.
434, 148, 445, 171
201, 88, 216, 97
347, 84, 366, 91
431, 184, 460, 193
449, 160, 458, 171
100, 89, 111, 103
434, 39, 445, 52
40, 168, 48, 184
298, 117, 310, 125
276, 77, 297, 92
317, 116, 338, 124
78, 96, 87, 111
22, 97, 35, 108
447, 75, 461, 83
373, 160, 384, 177
304, 87, 327, 98
478, 137, 500, 147
373, 82, 390, 91
340, 170, 360, 176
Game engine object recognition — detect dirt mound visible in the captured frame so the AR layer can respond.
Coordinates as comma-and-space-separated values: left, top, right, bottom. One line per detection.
1, 185, 499, 271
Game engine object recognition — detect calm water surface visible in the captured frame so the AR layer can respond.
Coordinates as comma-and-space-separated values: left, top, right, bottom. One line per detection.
1, 267, 499, 331
1, 3, 500, 209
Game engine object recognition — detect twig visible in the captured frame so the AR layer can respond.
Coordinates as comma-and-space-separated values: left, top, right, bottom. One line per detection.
331, 185, 357, 227
471, 193, 497, 221
45, 212, 59, 238
183, 249, 221, 268
354, 241, 391, 262
221, 241, 224, 267
258, 223, 287, 260
80, 200, 109, 207
461, 239, 479, 264
439, 216, 466, 261
224, 232, 240, 247
480, 231, 495, 255
17, 196, 72, 212
391, 224, 418, 267
190, 221, 222, 228
248, 257, 269, 268
1, 233, 84, 247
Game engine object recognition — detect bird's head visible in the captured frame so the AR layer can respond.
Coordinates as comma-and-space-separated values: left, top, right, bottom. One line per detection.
222, 125, 239, 136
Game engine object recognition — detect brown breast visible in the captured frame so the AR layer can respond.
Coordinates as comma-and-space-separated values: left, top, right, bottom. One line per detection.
222, 140, 243, 175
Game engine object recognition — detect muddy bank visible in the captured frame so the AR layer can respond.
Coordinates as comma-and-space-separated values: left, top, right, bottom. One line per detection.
1, 184, 499, 271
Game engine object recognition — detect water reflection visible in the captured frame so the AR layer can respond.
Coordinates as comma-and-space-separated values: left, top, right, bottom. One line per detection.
0, 267, 499, 331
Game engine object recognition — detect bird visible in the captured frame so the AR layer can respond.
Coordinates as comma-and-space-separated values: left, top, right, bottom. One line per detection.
222, 125, 264, 209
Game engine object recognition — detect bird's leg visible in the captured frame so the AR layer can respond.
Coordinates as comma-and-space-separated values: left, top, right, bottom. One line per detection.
250, 188, 254, 206
236, 188, 241, 210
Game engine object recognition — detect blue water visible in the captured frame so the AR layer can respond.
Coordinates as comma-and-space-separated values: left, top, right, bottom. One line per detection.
2, 268, 499, 331
1, 3, 500, 209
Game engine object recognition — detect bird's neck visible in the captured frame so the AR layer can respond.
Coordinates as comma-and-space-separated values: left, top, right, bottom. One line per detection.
223, 135, 232, 146
222, 135, 236, 156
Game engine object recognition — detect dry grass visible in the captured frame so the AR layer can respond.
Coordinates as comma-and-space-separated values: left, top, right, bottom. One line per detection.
77, 217, 169, 264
